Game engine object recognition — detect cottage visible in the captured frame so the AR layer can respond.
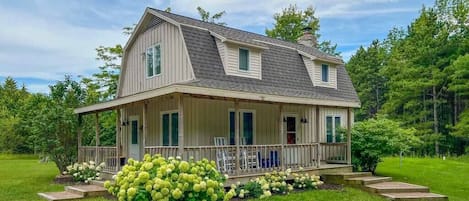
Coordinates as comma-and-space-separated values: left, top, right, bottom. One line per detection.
74, 8, 360, 179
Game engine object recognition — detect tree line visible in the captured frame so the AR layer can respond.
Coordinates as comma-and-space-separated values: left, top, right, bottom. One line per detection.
347, 0, 469, 155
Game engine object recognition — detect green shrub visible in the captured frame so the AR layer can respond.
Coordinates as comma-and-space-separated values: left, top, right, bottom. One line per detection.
64, 161, 105, 183
104, 154, 232, 201
352, 116, 420, 173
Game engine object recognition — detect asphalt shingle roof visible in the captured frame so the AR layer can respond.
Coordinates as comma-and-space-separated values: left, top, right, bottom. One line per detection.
151, 8, 359, 103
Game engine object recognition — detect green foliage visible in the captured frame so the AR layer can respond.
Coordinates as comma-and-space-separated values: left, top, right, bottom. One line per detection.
197, 7, 226, 26
347, 0, 469, 155
265, 4, 340, 56
351, 116, 420, 173
65, 161, 106, 183
346, 40, 387, 121
105, 154, 230, 201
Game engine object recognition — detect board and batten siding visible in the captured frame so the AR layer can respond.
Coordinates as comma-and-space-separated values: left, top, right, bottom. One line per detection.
120, 22, 194, 97
220, 42, 262, 79
120, 96, 353, 155
301, 56, 337, 89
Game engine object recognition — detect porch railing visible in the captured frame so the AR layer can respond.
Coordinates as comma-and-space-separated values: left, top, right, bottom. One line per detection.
320, 142, 348, 164
78, 146, 118, 173
144, 143, 321, 175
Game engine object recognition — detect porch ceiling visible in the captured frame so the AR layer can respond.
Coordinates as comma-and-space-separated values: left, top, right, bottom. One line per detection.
74, 84, 360, 115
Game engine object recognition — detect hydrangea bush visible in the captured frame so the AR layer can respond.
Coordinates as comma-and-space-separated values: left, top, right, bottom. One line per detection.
104, 154, 233, 201
64, 161, 105, 183
233, 168, 323, 199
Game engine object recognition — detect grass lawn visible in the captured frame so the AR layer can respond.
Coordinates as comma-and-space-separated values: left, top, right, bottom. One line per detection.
250, 188, 386, 201
0, 154, 107, 201
376, 157, 469, 201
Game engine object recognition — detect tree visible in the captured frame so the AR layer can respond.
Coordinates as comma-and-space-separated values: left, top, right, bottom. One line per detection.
351, 116, 420, 173
447, 54, 469, 138
196, 6, 226, 26
265, 4, 340, 56
346, 40, 387, 121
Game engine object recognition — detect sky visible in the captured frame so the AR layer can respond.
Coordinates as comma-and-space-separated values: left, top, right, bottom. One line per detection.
0, 0, 433, 93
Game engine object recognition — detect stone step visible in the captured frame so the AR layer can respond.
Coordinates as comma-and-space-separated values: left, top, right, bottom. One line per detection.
65, 185, 108, 197
37, 192, 83, 201
90, 180, 106, 187
381, 192, 448, 201
366, 182, 429, 194
322, 172, 373, 184
346, 176, 392, 185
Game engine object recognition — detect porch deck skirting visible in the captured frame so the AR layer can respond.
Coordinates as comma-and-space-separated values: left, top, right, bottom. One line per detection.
78, 143, 348, 176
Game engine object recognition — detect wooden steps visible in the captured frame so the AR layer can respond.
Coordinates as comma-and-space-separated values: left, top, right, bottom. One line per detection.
381, 192, 448, 201
38, 184, 108, 201
322, 172, 448, 201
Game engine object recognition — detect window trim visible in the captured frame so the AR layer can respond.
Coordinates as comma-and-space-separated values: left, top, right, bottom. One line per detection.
321, 64, 329, 82
228, 109, 256, 145
238, 47, 250, 71
325, 115, 343, 143
160, 110, 179, 146
146, 43, 162, 78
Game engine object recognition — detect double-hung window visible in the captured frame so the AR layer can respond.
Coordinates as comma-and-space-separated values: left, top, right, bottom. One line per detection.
326, 116, 342, 143
239, 48, 250, 71
321, 64, 329, 82
146, 44, 161, 77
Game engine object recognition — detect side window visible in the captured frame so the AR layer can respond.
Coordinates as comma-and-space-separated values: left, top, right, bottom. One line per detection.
239, 48, 250, 71
321, 64, 329, 82
325, 116, 342, 143
146, 44, 161, 77
162, 112, 178, 146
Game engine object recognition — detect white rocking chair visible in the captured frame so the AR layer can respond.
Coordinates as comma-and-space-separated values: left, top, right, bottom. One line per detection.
214, 137, 235, 172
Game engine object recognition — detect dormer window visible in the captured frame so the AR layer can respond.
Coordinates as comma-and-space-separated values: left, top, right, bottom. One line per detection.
146, 44, 161, 77
321, 64, 329, 82
239, 48, 250, 71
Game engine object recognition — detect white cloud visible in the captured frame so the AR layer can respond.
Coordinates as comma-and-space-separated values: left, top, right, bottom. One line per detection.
0, 5, 127, 80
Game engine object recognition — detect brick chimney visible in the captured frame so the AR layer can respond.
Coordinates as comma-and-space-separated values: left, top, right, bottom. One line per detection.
297, 27, 318, 48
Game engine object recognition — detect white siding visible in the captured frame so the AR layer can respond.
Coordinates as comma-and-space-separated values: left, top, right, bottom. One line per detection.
223, 43, 262, 79
121, 97, 325, 148
120, 22, 194, 97
215, 38, 226, 67
302, 56, 337, 89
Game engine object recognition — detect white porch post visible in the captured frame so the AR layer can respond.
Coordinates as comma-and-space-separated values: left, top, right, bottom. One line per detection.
234, 99, 240, 175
77, 114, 83, 162
279, 104, 285, 170
143, 102, 148, 158
95, 112, 100, 162
316, 106, 321, 168
116, 108, 121, 172
178, 94, 184, 156
347, 108, 352, 165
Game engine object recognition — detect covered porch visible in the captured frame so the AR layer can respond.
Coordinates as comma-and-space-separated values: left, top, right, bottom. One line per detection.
75, 91, 353, 177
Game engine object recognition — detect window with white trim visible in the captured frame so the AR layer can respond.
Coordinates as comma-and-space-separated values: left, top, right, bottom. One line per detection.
146, 44, 161, 77
321, 64, 329, 82
326, 116, 343, 143
239, 48, 250, 71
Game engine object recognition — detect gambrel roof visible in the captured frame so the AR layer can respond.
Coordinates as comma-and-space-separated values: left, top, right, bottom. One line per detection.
150, 8, 359, 104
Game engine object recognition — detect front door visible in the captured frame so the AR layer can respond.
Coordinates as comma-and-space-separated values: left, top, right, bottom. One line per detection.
128, 116, 140, 160
284, 115, 298, 165
286, 116, 297, 144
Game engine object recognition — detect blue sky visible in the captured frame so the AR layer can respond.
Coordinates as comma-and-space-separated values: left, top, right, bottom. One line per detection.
0, 0, 432, 93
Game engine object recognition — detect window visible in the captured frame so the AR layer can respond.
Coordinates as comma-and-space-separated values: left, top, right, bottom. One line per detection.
321, 64, 329, 82
326, 116, 342, 143
162, 112, 178, 146
131, 120, 138, 144
239, 48, 249, 71
146, 44, 161, 77
229, 110, 254, 145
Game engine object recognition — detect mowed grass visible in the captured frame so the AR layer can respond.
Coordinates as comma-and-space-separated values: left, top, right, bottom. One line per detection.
250, 188, 386, 201
376, 157, 469, 201
0, 154, 107, 201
